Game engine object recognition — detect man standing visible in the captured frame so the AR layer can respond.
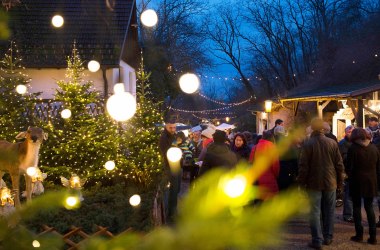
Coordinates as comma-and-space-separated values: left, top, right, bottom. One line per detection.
159, 119, 180, 224
298, 118, 344, 249
366, 117, 380, 227
338, 125, 354, 223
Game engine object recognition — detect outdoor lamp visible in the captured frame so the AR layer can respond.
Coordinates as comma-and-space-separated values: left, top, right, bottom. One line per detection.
166, 147, 182, 173
87, 60, 100, 72
141, 9, 158, 27
52, 15, 64, 28
265, 100, 273, 113
16, 84, 27, 94
104, 160, 115, 171
61, 109, 72, 119
106, 91, 136, 121
179, 73, 200, 94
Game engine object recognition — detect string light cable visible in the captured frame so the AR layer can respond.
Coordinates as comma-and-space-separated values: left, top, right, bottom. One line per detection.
197, 92, 253, 106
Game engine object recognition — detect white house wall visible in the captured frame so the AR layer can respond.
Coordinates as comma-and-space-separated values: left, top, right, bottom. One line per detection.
25, 67, 136, 99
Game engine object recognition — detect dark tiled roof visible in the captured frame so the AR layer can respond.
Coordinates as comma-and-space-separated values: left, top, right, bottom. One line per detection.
282, 80, 380, 101
2, 0, 136, 68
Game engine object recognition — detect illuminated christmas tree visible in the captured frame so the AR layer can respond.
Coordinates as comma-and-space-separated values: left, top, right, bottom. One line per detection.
0, 41, 39, 141
120, 54, 164, 189
39, 45, 120, 184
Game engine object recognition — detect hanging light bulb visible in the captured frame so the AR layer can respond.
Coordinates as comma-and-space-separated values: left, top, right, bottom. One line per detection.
52, 15, 64, 28
179, 73, 200, 94
140, 9, 158, 27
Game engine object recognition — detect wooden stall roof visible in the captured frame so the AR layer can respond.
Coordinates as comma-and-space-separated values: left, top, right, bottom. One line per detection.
280, 80, 380, 103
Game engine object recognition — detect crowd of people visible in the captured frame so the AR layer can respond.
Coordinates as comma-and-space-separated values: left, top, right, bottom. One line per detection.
158, 117, 380, 248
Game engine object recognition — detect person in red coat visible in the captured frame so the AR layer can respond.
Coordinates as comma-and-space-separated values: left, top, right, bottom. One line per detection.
249, 130, 280, 200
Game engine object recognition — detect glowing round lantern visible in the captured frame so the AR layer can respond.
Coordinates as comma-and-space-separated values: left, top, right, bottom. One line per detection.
129, 194, 141, 206
179, 73, 200, 94
61, 109, 72, 119
26, 167, 37, 177
223, 175, 247, 198
87, 60, 100, 72
140, 9, 158, 27
16, 84, 27, 94
106, 92, 136, 121
104, 160, 115, 171
166, 147, 182, 163
113, 83, 125, 94
52, 15, 64, 28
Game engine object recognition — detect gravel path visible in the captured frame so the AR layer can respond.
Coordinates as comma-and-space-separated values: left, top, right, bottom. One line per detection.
266, 205, 380, 249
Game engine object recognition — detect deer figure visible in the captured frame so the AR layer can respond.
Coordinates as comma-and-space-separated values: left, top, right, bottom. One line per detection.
0, 127, 48, 206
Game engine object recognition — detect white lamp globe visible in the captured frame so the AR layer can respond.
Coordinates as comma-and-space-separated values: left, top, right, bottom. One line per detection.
140, 9, 158, 27
61, 109, 72, 119
104, 160, 115, 171
113, 83, 125, 94
166, 147, 183, 163
16, 84, 27, 94
26, 167, 37, 177
129, 194, 141, 206
52, 15, 64, 28
179, 73, 200, 94
87, 60, 100, 72
106, 92, 136, 121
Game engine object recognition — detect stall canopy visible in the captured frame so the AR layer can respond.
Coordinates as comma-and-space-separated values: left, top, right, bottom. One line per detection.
216, 123, 235, 130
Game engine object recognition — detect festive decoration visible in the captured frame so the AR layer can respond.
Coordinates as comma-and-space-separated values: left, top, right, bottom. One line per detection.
87, 60, 100, 72
61, 174, 86, 189
51, 15, 64, 28
179, 73, 200, 94
0, 41, 39, 142
39, 44, 120, 184
129, 194, 141, 206
104, 160, 115, 171
222, 175, 247, 198
64, 195, 80, 209
198, 93, 252, 106
60, 108, 72, 119
140, 9, 158, 27
106, 91, 136, 121
120, 53, 164, 188
15, 84, 27, 94
0, 187, 13, 206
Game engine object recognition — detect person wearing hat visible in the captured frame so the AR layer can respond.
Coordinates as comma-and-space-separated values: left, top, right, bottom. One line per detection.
298, 118, 344, 249
199, 130, 237, 176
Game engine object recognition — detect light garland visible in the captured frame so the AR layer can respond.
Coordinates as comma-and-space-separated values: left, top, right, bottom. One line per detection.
170, 105, 235, 114
191, 113, 236, 121
198, 93, 253, 106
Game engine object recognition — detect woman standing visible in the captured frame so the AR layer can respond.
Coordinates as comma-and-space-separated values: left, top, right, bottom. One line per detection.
347, 128, 380, 245
231, 133, 251, 161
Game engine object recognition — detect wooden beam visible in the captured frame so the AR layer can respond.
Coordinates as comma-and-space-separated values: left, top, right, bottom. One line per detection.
293, 101, 299, 116
363, 106, 380, 117
357, 99, 364, 127
347, 98, 358, 122
317, 100, 331, 118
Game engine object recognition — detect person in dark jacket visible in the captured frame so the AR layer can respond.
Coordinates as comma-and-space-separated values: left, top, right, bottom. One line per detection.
231, 133, 251, 161
298, 118, 344, 249
346, 128, 380, 245
199, 130, 237, 176
158, 120, 180, 224
338, 125, 354, 223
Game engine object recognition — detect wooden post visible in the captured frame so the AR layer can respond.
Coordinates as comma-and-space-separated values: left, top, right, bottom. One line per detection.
357, 98, 364, 127
317, 100, 331, 118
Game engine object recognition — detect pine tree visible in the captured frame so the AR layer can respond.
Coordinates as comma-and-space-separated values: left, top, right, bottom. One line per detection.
0, 41, 39, 141
39, 45, 120, 184
120, 54, 164, 189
